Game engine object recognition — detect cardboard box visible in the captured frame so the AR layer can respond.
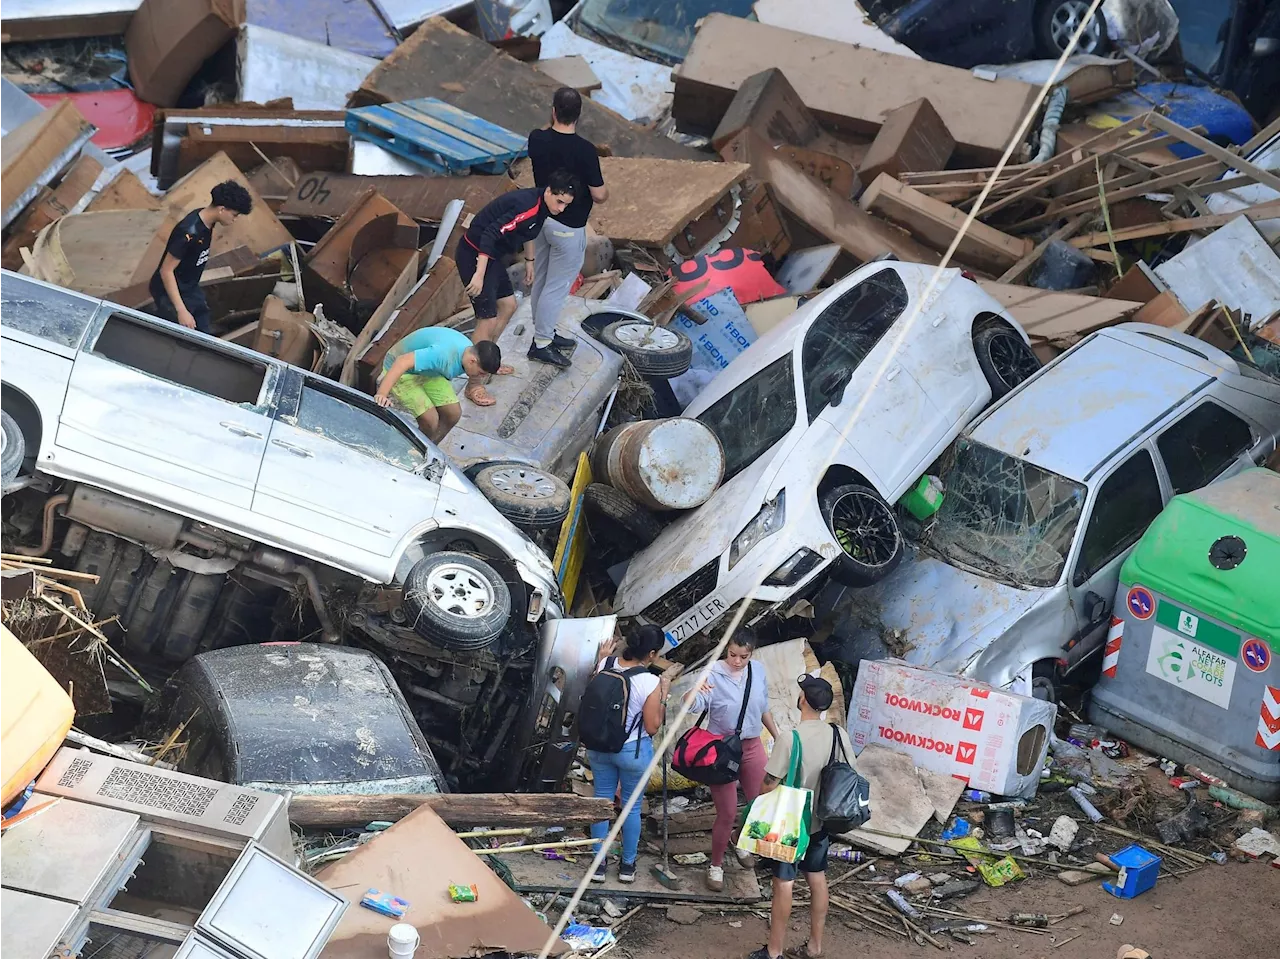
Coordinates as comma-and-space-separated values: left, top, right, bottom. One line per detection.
847, 660, 1056, 798
127, 0, 243, 107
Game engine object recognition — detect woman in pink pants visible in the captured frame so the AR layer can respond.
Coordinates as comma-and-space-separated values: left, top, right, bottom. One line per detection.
688, 629, 779, 892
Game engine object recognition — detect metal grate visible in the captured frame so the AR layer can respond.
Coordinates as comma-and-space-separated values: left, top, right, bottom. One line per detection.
97, 767, 218, 817
642, 558, 720, 628
58, 757, 94, 789
222, 793, 260, 826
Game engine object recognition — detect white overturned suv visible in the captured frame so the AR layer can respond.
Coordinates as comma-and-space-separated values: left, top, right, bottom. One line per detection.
1, 272, 576, 782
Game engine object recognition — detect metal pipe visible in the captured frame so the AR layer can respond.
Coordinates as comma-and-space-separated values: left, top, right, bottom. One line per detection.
15, 493, 70, 556
241, 555, 340, 644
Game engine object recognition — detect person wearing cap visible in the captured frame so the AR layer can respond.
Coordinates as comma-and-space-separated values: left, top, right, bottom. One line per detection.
747, 674, 854, 959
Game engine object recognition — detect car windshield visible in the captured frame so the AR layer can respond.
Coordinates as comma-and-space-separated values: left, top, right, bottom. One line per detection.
928, 439, 1086, 587
696, 354, 798, 482
578, 0, 756, 63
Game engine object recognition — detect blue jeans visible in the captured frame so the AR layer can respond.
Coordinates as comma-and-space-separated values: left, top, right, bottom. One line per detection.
588, 737, 653, 865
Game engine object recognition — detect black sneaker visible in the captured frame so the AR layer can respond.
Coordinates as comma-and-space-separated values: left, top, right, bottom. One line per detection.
589, 860, 609, 883
527, 342, 571, 368
617, 860, 636, 883
551, 332, 578, 354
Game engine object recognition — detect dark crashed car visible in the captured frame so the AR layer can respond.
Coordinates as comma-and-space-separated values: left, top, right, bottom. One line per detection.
153, 643, 446, 797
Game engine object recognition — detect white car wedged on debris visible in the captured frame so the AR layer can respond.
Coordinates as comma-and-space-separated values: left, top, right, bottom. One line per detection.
613, 260, 1042, 647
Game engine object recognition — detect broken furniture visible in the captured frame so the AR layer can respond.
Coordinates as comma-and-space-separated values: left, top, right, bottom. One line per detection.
1, 746, 344, 959
280, 171, 514, 221
534, 56, 602, 94
346, 98, 527, 175
2, 99, 96, 230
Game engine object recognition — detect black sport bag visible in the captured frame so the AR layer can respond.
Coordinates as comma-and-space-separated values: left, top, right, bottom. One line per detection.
814, 723, 872, 833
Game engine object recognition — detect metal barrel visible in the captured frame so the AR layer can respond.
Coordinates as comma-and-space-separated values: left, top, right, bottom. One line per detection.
590, 419, 724, 511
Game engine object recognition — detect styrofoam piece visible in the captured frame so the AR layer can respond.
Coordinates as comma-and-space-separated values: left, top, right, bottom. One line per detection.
1154, 216, 1280, 327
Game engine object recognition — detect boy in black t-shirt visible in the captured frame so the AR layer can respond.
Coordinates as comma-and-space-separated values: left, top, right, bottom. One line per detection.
525, 87, 608, 369
148, 180, 252, 334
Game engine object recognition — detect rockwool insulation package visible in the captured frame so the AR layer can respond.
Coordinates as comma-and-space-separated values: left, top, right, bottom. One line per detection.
847, 659, 1056, 798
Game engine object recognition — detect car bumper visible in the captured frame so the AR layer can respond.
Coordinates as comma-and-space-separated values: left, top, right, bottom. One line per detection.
641, 511, 844, 647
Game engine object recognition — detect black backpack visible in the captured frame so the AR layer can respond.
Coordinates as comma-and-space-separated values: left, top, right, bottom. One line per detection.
577, 658, 648, 755
814, 723, 872, 834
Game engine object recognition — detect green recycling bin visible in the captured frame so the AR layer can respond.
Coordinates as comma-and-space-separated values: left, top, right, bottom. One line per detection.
1089, 468, 1280, 801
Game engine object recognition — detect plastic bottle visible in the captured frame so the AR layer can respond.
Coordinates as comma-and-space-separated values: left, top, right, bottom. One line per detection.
963, 789, 992, 802
829, 844, 863, 863
886, 889, 922, 919
1068, 786, 1104, 823
893, 872, 922, 888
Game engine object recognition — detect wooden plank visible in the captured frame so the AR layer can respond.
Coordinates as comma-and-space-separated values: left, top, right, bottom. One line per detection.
84, 170, 162, 213
22, 209, 168, 297
352, 16, 700, 161
1146, 113, 1280, 194
534, 56, 601, 94
768, 143, 861, 201
288, 791, 616, 829
858, 98, 954, 184
710, 67, 822, 150
585, 158, 751, 247
1046, 153, 1215, 209
1014, 158, 1225, 231
672, 13, 1039, 163
281, 171, 515, 220
1240, 116, 1280, 156
859, 173, 1030, 272
1070, 199, 1280, 248
1, 99, 95, 228
979, 281, 1144, 346
1, 153, 103, 271
341, 251, 420, 387
998, 214, 1091, 283
357, 256, 465, 375
725, 131, 939, 264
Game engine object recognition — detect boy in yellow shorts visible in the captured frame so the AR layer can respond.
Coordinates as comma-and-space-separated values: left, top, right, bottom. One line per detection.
375, 327, 501, 443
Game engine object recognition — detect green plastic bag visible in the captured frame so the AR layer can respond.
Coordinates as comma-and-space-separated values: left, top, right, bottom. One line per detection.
736, 731, 812, 864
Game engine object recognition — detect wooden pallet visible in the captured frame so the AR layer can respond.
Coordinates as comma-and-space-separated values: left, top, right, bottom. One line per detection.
345, 97, 527, 175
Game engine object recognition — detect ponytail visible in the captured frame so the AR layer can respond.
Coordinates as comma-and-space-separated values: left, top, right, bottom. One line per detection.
622, 624, 665, 661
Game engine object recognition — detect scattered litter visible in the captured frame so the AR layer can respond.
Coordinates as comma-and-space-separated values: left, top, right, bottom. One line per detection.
885, 889, 922, 919
1102, 846, 1162, 899
977, 856, 1025, 888
1233, 828, 1280, 859
941, 818, 972, 841
562, 923, 616, 952
1048, 816, 1079, 852
1068, 786, 1105, 823
361, 889, 409, 917
1110, 913, 1125, 926
447, 883, 479, 903
673, 852, 708, 865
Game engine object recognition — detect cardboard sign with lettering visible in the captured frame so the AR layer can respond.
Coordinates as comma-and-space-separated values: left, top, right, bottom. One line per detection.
847, 660, 1056, 798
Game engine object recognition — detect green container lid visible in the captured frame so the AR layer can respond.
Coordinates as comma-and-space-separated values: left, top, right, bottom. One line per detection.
1120, 468, 1280, 642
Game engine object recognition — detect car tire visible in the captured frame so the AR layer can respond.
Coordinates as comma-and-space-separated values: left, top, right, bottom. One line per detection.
820, 484, 904, 587
974, 324, 1041, 400
1035, 0, 1109, 58
1, 409, 25, 491
583, 483, 664, 547
600, 320, 693, 378
403, 551, 512, 651
472, 463, 571, 530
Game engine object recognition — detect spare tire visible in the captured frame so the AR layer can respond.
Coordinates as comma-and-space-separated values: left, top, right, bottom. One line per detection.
1, 410, 24, 490
583, 483, 664, 548
472, 463, 571, 530
403, 551, 511, 650
600, 320, 693, 378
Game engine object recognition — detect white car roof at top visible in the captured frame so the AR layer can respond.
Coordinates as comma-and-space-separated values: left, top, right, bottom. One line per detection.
967, 324, 1243, 484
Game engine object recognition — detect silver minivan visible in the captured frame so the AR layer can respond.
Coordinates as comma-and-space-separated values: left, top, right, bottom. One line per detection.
818, 323, 1280, 700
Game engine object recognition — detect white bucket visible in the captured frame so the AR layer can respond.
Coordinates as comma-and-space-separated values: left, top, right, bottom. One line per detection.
388, 923, 419, 958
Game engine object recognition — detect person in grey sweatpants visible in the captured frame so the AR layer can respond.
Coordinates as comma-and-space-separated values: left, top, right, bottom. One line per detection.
526, 87, 608, 368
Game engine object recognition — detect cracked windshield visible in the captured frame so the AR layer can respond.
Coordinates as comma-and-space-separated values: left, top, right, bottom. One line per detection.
578, 0, 756, 62
929, 439, 1086, 587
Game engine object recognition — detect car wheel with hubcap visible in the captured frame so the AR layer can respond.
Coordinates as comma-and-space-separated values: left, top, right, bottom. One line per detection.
1036, 0, 1109, 57
403, 551, 511, 650
974, 324, 1041, 399
472, 462, 571, 530
600, 320, 693, 378
820, 483, 904, 587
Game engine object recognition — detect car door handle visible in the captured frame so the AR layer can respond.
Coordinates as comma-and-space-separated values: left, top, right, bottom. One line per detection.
931, 311, 946, 328
220, 421, 263, 439
887, 365, 902, 381
272, 439, 313, 458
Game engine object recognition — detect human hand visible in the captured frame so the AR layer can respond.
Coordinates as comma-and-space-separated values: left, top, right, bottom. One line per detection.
524, 259, 535, 286
177, 308, 197, 329
465, 270, 485, 298
375, 394, 392, 408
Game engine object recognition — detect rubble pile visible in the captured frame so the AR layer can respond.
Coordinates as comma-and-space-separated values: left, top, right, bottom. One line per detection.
2, 2, 1279, 958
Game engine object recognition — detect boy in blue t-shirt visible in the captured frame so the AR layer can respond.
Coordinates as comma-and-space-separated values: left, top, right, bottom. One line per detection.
374, 327, 501, 442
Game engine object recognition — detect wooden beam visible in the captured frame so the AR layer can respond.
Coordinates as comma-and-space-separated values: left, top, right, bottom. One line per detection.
1240, 116, 1280, 156
1015, 158, 1224, 231
288, 792, 617, 829
859, 173, 1030, 271
1069, 199, 1280, 248
1145, 113, 1280, 194
998, 213, 1091, 282
1048, 153, 1220, 209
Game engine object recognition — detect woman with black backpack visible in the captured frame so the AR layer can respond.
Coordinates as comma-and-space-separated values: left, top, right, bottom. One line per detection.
578, 624, 670, 883
685, 629, 779, 892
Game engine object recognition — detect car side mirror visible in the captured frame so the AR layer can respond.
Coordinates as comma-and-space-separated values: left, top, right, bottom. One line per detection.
1085, 591, 1109, 626
821, 369, 852, 407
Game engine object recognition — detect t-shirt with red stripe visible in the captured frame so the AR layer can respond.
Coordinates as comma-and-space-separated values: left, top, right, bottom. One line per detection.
462, 187, 549, 259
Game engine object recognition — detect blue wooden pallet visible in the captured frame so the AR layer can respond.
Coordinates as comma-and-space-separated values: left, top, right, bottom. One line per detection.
345, 98, 527, 175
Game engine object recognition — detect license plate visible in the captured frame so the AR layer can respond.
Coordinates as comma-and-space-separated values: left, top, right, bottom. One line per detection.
667, 594, 729, 645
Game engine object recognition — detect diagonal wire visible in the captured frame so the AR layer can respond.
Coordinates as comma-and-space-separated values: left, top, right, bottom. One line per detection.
537, 3, 1106, 954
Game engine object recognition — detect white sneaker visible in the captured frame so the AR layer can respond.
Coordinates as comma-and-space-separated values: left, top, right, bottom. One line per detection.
734, 847, 757, 868
706, 865, 725, 892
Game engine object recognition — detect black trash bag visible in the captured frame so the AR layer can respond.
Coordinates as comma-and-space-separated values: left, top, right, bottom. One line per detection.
1030, 239, 1096, 291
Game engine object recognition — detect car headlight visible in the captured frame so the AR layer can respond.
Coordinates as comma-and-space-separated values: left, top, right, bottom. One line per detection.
729, 491, 786, 570
764, 548, 824, 587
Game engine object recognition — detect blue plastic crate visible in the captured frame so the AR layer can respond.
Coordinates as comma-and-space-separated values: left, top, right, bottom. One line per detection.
1102, 844, 1162, 898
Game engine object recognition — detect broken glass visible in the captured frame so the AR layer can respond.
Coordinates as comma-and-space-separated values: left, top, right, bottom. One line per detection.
578, 0, 756, 63
696, 354, 798, 482
296, 385, 426, 472
928, 439, 1085, 587
1, 281, 97, 349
